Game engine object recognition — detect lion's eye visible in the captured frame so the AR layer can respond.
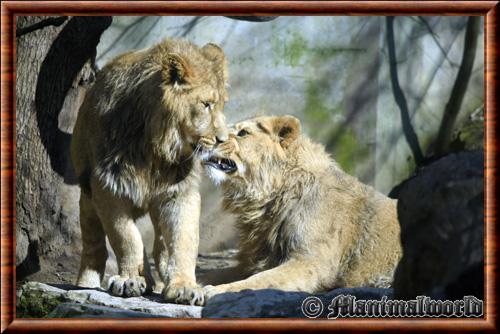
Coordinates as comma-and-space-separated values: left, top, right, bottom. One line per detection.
202, 102, 213, 112
237, 129, 249, 137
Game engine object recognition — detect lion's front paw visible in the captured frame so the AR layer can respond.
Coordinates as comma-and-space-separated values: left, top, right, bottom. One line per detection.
202, 284, 227, 301
202, 284, 217, 300
162, 282, 204, 306
107, 275, 149, 297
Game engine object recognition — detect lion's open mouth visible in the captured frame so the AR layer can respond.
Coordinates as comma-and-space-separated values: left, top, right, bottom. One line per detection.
203, 156, 237, 173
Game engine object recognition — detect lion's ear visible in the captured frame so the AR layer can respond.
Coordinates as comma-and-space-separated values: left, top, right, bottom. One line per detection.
201, 43, 225, 63
272, 115, 301, 149
201, 43, 228, 82
163, 53, 194, 87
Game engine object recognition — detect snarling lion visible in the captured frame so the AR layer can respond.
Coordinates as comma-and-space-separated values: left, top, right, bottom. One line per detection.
202, 115, 401, 300
71, 38, 229, 305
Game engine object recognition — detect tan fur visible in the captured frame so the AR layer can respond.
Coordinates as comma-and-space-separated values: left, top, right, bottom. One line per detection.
71, 38, 229, 305
202, 115, 402, 299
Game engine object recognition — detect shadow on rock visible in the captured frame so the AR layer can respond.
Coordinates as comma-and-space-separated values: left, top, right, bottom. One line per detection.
203, 287, 392, 318
392, 150, 484, 301
35, 16, 111, 185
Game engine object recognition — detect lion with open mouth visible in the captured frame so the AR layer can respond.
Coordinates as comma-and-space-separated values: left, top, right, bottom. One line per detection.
72, 38, 229, 306
201, 115, 402, 300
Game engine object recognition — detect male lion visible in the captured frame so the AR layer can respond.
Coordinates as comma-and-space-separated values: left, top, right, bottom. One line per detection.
201, 115, 401, 300
71, 38, 229, 305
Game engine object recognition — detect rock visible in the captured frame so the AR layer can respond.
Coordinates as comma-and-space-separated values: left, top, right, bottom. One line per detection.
48, 303, 168, 318
17, 282, 66, 318
17, 281, 393, 318
393, 150, 484, 300
449, 106, 484, 152
196, 249, 241, 286
203, 288, 392, 318
62, 290, 201, 318
16, 282, 201, 318
16, 250, 240, 318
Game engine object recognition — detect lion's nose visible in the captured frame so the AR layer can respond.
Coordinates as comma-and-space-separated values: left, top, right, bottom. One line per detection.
216, 129, 229, 143
216, 135, 227, 143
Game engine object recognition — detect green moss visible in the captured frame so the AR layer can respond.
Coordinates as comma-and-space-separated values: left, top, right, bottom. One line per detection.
450, 122, 484, 151
301, 80, 370, 174
303, 81, 333, 131
303, 80, 345, 134
284, 32, 308, 67
330, 128, 370, 174
17, 288, 63, 318
270, 28, 365, 68
309, 46, 365, 59
271, 31, 308, 67
270, 24, 282, 67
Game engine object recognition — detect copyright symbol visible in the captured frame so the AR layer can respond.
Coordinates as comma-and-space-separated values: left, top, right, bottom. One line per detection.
301, 296, 324, 318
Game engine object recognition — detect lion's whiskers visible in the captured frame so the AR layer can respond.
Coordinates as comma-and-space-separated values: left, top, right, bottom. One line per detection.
182, 144, 202, 163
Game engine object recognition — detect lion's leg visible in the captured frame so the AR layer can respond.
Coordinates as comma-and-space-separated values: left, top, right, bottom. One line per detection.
150, 188, 203, 306
93, 190, 153, 297
101, 213, 153, 297
204, 258, 330, 300
151, 218, 169, 285
76, 193, 108, 288
141, 247, 155, 292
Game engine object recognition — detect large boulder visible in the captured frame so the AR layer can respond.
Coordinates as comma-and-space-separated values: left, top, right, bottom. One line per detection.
16, 282, 201, 318
16, 281, 393, 318
392, 150, 484, 300
203, 288, 392, 318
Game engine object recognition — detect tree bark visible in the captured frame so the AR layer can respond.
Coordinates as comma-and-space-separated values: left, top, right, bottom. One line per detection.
386, 16, 424, 166
434, 16, 480, 156
16, 16, 111, 281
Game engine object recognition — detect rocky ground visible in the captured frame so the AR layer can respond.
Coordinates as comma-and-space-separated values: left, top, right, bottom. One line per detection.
18, 249, 241, 293
17, 282, 201, 318
17, 281, 393, 318
17, 249, 393, 318
16, 151, 484, 319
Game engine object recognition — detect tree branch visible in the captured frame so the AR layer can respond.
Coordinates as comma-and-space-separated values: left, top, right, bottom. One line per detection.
16, 16, 68, 38
417, 17, 460, 68
386, 17, 424, 166
225, 16, 277, 22
434, 16, 480, 156
180, 16, 203, 37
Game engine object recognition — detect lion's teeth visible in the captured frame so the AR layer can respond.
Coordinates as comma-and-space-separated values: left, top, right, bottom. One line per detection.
218, 159, 221, 165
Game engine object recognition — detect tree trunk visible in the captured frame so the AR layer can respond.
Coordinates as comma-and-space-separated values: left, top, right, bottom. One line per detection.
433, 16, 480, 156
386, 16, 424, 166
15, 16, 111, 282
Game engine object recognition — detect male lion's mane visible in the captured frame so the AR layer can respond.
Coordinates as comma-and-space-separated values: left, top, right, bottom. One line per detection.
79, 40, 214, 205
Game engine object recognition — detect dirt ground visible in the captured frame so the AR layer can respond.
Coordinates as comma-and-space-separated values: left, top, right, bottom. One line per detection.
17, 249, 241, 293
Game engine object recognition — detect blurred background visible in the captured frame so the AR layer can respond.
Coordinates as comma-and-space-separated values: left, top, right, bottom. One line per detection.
16, 16, 484, 287
95, 16, 483, 254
